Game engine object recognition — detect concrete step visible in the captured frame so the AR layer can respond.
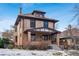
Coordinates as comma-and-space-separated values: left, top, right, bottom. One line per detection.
50, 44, 62, 51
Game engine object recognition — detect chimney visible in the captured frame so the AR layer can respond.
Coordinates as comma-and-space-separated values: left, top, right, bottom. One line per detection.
19, 6, 22, 15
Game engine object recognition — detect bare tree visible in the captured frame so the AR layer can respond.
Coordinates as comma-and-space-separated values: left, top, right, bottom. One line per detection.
2, 25, 15, 41
70, 4, 79, 28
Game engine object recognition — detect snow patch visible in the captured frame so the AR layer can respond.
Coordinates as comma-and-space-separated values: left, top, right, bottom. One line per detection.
0, 49, 68, 56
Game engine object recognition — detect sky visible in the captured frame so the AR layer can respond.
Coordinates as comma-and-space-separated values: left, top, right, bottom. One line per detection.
0, 3, 78, 32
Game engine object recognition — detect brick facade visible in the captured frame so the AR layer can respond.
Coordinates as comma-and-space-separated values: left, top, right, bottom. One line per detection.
14, 10, 59, 48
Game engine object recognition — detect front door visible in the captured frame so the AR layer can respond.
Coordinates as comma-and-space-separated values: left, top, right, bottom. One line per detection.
51, 38, 56, 44
63, 40, 68, 49
51, 34, 56, 44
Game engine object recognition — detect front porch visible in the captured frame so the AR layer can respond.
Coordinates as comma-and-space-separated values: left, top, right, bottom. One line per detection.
23, 27, 60, 49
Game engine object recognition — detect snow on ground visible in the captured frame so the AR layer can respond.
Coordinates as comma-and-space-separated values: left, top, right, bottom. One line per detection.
64, 50, 79, 56
0, 49, 68, 56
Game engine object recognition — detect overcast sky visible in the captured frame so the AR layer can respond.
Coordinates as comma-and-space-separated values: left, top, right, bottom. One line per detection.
0, 3, 78, 32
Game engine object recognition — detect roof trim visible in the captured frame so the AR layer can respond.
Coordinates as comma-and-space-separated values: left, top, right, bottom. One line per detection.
15, 15, 58, 25
32, 10, 46, 14
24, 27, 60, 34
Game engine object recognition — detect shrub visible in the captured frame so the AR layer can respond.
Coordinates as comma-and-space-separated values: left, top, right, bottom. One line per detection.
28, 45, 37, 50
8, 44, 14, 49
0, 38, 4, 48
2, 38, 10, 44
28, 41, 50, 50
53, 52, 63, 56
38, 41, 50, 50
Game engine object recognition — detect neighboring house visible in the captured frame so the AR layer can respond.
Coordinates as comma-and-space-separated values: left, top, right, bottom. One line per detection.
59, 25, 79, 49
14, 8, 60, 48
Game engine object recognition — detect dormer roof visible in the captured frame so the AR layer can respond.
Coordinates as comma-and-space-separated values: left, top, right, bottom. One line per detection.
32, 10, 46, 14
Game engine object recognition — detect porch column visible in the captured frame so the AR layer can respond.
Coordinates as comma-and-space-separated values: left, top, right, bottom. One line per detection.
28, 32, 31, 41
56, 33, 60, 47
48, 35, 50, 40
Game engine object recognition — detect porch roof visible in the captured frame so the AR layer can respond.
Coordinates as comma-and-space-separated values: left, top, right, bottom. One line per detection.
24, 27, 60, 34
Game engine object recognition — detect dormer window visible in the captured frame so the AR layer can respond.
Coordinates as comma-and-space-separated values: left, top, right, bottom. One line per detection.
34, 13, 44, 17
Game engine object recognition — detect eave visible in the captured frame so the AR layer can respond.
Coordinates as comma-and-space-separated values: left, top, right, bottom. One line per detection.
15, 15, 59, 26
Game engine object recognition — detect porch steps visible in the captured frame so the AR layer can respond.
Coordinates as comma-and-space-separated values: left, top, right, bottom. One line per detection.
50, 44, 62, 51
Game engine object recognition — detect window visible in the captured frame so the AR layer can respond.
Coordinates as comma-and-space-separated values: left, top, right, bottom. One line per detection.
20, 21, 21, 28
44, 21, 48, 28
51, 35, 56, 44
31, 34, 36, 41
42, 35, 48, 40
34, 13, 44, 17
76, 40, 79, 44
30, 19, 36, 28
15, 36, 17, 42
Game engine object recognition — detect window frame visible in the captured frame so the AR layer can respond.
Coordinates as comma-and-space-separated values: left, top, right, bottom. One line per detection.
43, 20, 48, 28
15, 36, 17, 42
30, 19, 36, 28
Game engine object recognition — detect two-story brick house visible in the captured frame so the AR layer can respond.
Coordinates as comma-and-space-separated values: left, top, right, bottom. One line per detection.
14, 8, 60, 48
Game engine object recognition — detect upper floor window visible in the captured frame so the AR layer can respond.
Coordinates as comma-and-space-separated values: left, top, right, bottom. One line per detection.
44, 20, 48, 28
30, 19, 36, 28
